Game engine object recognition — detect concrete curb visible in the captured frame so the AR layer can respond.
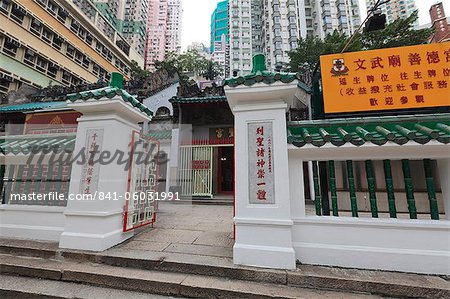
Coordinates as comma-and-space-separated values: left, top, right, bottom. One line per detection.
1, 240, 449, 299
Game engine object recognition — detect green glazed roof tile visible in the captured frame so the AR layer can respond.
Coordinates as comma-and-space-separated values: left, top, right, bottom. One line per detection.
0, 134, 76, 155
66, 86, 153, 117
0, 101, 68, 113
287, 114, 450, 148
169, 96, 227, 104
148, 130, 172, 140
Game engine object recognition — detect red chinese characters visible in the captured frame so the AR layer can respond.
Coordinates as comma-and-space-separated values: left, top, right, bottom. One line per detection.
255, 126, 267, 201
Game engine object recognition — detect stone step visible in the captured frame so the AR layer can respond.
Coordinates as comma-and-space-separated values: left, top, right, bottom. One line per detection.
0, 274, 181, 299
169, 199, 234, 206
1, 239, 449, 298
0, 254, 381, 299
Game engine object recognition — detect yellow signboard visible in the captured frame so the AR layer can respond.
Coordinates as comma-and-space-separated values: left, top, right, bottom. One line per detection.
320, 42, 450, 114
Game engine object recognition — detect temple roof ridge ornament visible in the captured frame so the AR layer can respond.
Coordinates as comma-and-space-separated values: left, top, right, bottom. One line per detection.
66, 72, 152, 117
224, 54, 310, 93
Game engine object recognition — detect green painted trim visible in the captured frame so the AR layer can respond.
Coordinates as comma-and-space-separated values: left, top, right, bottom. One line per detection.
365, 160, 378, 218
328, 161, 338, 216
383, 160, 397, 218
401, 159, 417, 219
346, 160, 358, 217
312, 161, 322, 216
44, 163, 55, 195
423, 159, 439, 220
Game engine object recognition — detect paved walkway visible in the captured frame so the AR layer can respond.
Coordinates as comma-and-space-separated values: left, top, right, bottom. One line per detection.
115, 202, 432, 259
116, 203, 234, 258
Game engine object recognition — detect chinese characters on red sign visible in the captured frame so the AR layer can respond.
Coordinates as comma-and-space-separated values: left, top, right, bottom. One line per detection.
248, 123, 274, 204
320, 42, 450, 114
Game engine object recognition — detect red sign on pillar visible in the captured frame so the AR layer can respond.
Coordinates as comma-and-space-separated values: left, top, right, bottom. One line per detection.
248, 122, 275, 204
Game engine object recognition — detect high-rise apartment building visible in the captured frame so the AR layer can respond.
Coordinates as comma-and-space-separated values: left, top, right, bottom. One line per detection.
144, 0, 182, 71
93, 0, 149, 57
211, 34, 230, 78
0, 0, 141, 96
211, 0, 229, 53
366, 0, 418, 27
429, 2, 450, 43
165, 0, 182, 54
229, 0, 361, 75
303, 0, 361, 39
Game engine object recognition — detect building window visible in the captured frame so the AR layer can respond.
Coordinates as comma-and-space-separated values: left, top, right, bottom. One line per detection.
0, 0, 11, 14
47, 62, 58, 78
36, 56, 48, 73
41, 27, 52, 44
2, 38, 19, 57
52, 34, 63, 50
66, 44, 75, 58
30, 18, 43, 35
23, 49, 36, 66
10, 3, 26, 24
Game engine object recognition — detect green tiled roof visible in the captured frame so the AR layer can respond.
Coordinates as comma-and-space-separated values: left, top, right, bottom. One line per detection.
0, 134, 76, 155
224, 71, 299, 88
287, 114, 450, 148
65, 73, 152, 116
148, 130, 172, 140
223, 53, 302, 88
169, 96, 227, 104
0, 101, 68, 113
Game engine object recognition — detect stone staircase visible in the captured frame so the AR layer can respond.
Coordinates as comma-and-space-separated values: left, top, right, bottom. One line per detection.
0, 239, 449, 299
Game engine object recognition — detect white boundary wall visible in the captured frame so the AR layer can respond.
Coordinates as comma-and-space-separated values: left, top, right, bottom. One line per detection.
292, 217, 450, 275
0, 205, 65, 241
0, 96, 152, 251
288, 149, 450, 275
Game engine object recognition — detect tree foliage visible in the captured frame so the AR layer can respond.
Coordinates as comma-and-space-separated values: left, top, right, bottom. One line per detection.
130, 60, 150, 82
287, 31, 360, 79
358, 11, 432, 50
287, 11, 433, 82
201, 60, 223, 80
154, 49, 222, 80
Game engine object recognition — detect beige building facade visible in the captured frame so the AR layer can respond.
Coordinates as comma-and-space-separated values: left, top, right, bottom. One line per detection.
0, 0, 143, 96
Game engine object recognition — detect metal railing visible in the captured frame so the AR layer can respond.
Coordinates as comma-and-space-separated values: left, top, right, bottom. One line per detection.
310, 159, 441, 220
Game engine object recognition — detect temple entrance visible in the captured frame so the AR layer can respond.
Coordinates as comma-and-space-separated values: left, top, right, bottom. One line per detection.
178, 144, 234, 199
218, 147, 234, 194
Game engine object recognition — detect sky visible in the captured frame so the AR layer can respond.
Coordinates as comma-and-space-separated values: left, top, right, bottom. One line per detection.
181, 0, 450, 51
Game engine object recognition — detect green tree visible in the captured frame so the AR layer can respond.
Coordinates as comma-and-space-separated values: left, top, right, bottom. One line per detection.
130, 60, 150, 82
287, 31, 361, 77
153, 52, 180, 75
178, 49, 208, 74
201, 60, 222, 80
359, 11, 432, 50
155, 49, 221, 80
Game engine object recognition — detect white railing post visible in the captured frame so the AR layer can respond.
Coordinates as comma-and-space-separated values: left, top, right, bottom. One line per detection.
289, 151, 306, 218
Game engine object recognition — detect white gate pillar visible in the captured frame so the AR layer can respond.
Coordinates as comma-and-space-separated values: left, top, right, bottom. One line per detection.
225, 54, 299, 269
59, 73, 152, 251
